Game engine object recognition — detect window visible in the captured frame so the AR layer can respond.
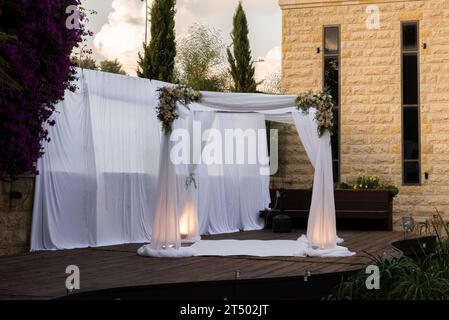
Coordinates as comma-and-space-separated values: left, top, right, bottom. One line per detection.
402, 22, 420, 184
324, 26, 340, 182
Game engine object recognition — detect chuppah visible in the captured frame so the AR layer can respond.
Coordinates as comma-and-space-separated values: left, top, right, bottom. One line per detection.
31, 69, 354, 258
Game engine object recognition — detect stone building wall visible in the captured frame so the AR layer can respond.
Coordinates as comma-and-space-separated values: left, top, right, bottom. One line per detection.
278, 0, 449, 229
0, 177, 34, 256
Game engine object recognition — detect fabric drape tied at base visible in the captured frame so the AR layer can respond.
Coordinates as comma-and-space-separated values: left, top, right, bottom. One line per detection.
292, 110, 337, 249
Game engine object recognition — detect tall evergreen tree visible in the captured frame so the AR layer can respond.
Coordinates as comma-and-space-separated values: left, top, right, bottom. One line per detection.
227, 2, 257, 93
137, 0, 176, 82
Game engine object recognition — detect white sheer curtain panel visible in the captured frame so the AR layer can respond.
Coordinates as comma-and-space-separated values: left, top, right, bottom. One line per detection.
178, 111, 216, 242
31, 79, 97, 250
148, 133, 181, 250
139, 115, 198, 256
197, 113, 270, 235
87, 71, 160, 246
292, 110, 338, 249
31, 70, 161, 250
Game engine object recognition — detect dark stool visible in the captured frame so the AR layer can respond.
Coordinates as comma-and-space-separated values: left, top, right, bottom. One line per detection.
272, 214, 292, 233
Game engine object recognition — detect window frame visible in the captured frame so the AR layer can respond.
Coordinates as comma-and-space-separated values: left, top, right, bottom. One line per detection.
323, 25, 341, 183
401, 21, 421, 186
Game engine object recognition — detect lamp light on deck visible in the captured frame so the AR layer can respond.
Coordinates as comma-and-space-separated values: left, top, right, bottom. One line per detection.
179, 221, 188, 240
179, 200, 195, 240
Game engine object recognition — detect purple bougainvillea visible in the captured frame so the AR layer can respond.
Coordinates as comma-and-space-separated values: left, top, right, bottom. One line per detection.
0, 0, 87, 176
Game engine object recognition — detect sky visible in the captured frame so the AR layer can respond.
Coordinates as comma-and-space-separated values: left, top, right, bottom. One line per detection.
81, 0, 282, 82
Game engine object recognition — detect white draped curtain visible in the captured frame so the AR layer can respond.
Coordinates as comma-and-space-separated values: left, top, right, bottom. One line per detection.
292, 111, 337, 249
31, 80, 97, 250
197, 113, 270, 235
149, 110, 219, 250
32, 70, 161, 250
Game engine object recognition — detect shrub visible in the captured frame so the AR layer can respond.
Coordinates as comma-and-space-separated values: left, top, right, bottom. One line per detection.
0, 1, 87, 176
330, 212, 449, 300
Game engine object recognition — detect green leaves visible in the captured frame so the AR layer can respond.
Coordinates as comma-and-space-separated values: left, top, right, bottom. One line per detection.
99, 59, 127, 75
137, 0, 176, 82
71, 56, 98, 70
227, 2, 257, 93
177, 24, 228, 92
332, 255, 449, 300
331, 220, 449, 300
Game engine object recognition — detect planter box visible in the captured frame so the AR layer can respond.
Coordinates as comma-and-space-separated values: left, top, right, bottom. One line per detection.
260, 189, 394, 231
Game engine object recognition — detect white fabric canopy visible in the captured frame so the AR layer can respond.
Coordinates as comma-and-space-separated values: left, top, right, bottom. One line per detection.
200, 91, 297, 111
32, 69, 353, 257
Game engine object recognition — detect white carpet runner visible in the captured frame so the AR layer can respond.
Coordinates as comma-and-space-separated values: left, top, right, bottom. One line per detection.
138, 235, 355, 258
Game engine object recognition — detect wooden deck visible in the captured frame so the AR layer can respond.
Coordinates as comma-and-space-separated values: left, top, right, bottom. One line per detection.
0, 229, 405, 300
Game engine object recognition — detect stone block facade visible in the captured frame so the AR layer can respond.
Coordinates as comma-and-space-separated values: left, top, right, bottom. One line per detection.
277, 0, 449, 229
0, 177, 34, 256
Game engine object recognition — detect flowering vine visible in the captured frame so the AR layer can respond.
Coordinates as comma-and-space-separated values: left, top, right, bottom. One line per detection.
295, 90, 336, 137
0, 1, 89, 176
156, 85, 202, 135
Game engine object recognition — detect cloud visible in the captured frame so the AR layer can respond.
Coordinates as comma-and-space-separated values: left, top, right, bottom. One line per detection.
255, 46, 281, 83
92, 0, 281, 76
93, 0, 146, 75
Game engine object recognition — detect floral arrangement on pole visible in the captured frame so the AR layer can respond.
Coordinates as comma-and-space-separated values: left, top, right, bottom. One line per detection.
295, 90, 335, 137
157, 85, 202, 135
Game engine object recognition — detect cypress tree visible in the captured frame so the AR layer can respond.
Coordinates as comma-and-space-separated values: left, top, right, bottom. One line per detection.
227, 2, 257, 93
137, 0, 176, 82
